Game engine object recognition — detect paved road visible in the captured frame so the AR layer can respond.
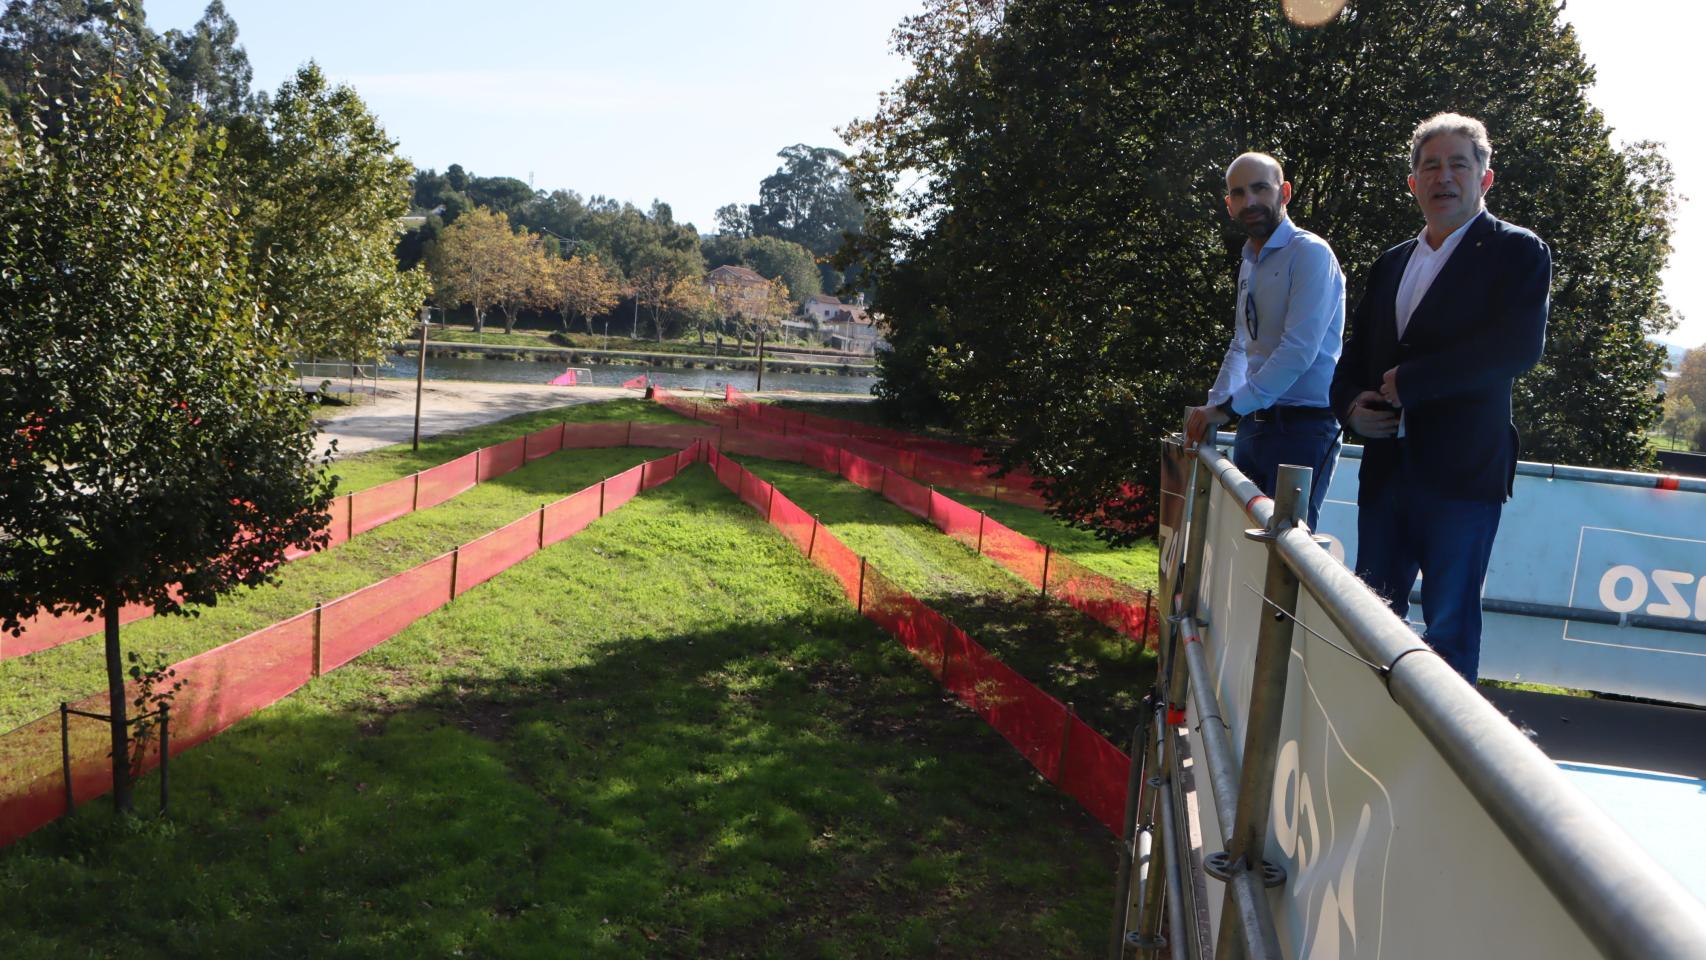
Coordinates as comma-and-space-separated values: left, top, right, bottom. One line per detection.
310, 379, 631, 459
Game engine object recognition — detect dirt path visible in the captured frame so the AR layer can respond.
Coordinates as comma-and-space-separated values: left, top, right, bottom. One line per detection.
311, 379, 632, 458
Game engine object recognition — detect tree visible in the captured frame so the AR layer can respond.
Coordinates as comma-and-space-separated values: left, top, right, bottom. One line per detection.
160, 0, 252, 124
631, 246, 700, 343
1660, 393, 1700, 451
844, 0, 1681, 542
491, 231, 551, 335
749, 144, 866, 259
225, 63, 428, 362
0, 55, 334, 813
1672, 345, 1706, 413
0, 0, 160, 115
542, 253, 621, 334
429, 206, 516, 333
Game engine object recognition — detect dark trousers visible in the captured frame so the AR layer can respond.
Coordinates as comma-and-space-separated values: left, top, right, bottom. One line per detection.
1354, 449, 1503, 683
1231, 414, 1342, 531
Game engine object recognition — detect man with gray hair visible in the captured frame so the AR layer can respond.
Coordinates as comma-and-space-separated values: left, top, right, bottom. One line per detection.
1330, 113, 1551, 683
1185, 152, 1346, 529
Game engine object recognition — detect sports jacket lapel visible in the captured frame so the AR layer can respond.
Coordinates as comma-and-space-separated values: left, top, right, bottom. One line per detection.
1398, 210, 1496, 345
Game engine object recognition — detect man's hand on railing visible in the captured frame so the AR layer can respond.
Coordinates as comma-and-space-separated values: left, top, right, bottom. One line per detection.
1185, 403, 1231, 447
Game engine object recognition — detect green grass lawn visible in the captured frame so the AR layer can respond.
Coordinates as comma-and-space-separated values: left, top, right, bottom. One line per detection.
0, 466, 1117, 958
732, 457, 1156, 743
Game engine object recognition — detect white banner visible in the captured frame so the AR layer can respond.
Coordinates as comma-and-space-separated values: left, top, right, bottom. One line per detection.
1187, 479, 1598, 959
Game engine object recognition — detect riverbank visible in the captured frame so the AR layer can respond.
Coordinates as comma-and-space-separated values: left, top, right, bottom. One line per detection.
397, 340, 877, 376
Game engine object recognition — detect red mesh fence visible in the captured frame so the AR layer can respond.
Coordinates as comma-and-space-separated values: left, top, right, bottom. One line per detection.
351, 475, 417, 536
3, 600, 152, 660
770, 492, 817, 555
641, 455, 676, 491
454, 516, 541, 598
543, 485, 602, 546
1048, 554, 1159, 647
417, 452, 479, 510
883, 469, 932, 521
631, 422, 717, 450
322, 494, 354, 551
1059, 715, 1132, 833
709, 449, 1130, 834
524, 424, 565, 462
478, 437, 526, 482
981, 517, 1048, 589
931, 491, 984, 553
323, 552, 456, 669
603, 465, 644, 514
840, 452, 886, 493
563, 422, 632, 449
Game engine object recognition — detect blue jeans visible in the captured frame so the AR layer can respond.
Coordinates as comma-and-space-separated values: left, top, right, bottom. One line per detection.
1354, 452, 1503, 683
1231, 414, 1342, 531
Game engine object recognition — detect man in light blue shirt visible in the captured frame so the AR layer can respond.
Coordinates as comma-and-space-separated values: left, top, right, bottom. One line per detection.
1185, 152, 1345, 528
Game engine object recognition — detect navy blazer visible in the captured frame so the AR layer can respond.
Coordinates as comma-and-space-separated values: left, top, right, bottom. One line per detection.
1330, 210, 1551, 503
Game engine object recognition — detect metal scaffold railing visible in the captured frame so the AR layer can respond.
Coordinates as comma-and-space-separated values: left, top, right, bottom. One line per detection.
1107, 426, 1706, 959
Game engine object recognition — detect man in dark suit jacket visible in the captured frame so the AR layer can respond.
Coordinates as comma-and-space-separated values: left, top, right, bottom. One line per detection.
1330, 113, 1551, 683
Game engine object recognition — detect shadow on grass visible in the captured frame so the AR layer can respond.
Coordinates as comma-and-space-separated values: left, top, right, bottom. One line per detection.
4, 621, 1113, 959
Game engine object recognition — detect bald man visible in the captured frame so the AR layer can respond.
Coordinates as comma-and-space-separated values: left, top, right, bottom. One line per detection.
1185, 152, 1346, 528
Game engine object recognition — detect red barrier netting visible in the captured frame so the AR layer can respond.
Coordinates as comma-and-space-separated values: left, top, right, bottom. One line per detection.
641, 455, 677, 491
883, 468, 932, 521
564, 421, 633, 449
953, 638, 1069, 779
416, 451, 479, 511
980, 518, 1048, 589
543, 485, 601, 546
840, 451, 886, 493
478, 436, 527, 482
454, 515, 541, 599
1059, 715, 1131, 833
603, 464, 644, 514
929, 491, 984, 552
321, 493, 354, 550
631, 422, 717, 449
524, 423, 565, 462
720, 430, 811, 464
769, 492, 817, 555
739, 470, 774, 515
321, 552, 456, 670
351, 474, 416, 537
3, 599, 153, 660
1049, 553, 1158, 647
862, 566, 948, 680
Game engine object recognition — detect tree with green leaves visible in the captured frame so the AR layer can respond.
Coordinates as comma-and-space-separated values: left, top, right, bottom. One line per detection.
1672, 345, 1706, 414
160, 0, 252, 124
702, 233, 821, 306
749, 144, 865, 259
0, 55, 335, 813
223, 63, 428, 364
541, 252, 621, 335
845, 0, 1679, 542
427, 206, 516, 333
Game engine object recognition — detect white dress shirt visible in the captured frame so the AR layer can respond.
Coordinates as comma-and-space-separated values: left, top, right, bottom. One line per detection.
1394, 214, 1476, 340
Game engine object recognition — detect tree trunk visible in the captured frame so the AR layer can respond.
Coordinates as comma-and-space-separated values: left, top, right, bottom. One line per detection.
630, 298, 640, 339
473, 308, 486, 334
103, 598, 133, 815
653, 307, 665, 344
502, 307, 518, 335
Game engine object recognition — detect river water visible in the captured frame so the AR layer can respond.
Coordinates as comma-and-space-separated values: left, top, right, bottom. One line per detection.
377, 354, 878, 396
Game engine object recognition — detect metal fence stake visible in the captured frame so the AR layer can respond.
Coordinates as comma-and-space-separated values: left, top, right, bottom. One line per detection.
1040, 544, 1054, 600
538, 505, 547, 547
1214, 464, 1311, 960
977, 511, 987, 556
599, 480, 607, 516
807, 518, 819, 560
413, 472, 421, 512
766, 485, 776, 522
345, 493, 355, 541
449, 547, 461, 600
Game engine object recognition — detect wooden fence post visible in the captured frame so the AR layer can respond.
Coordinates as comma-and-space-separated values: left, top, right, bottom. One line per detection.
1056, 702, 1076, 782
312, 601, 324, 677
412, 472, 421, 512
1040, 544, 1054, 599
807, 518, 819, 560
627, 420, 634, 447
857, 557, 867, 615
599, 480, 607, 516
977, 511, 987, 556
449, 547, 460, 600
766, 485, 776, 523
538, 505, 547, 547
345, 493, 355, 541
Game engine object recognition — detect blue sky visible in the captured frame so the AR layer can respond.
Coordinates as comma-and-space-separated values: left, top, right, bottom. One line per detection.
145, 0, 1705, 348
